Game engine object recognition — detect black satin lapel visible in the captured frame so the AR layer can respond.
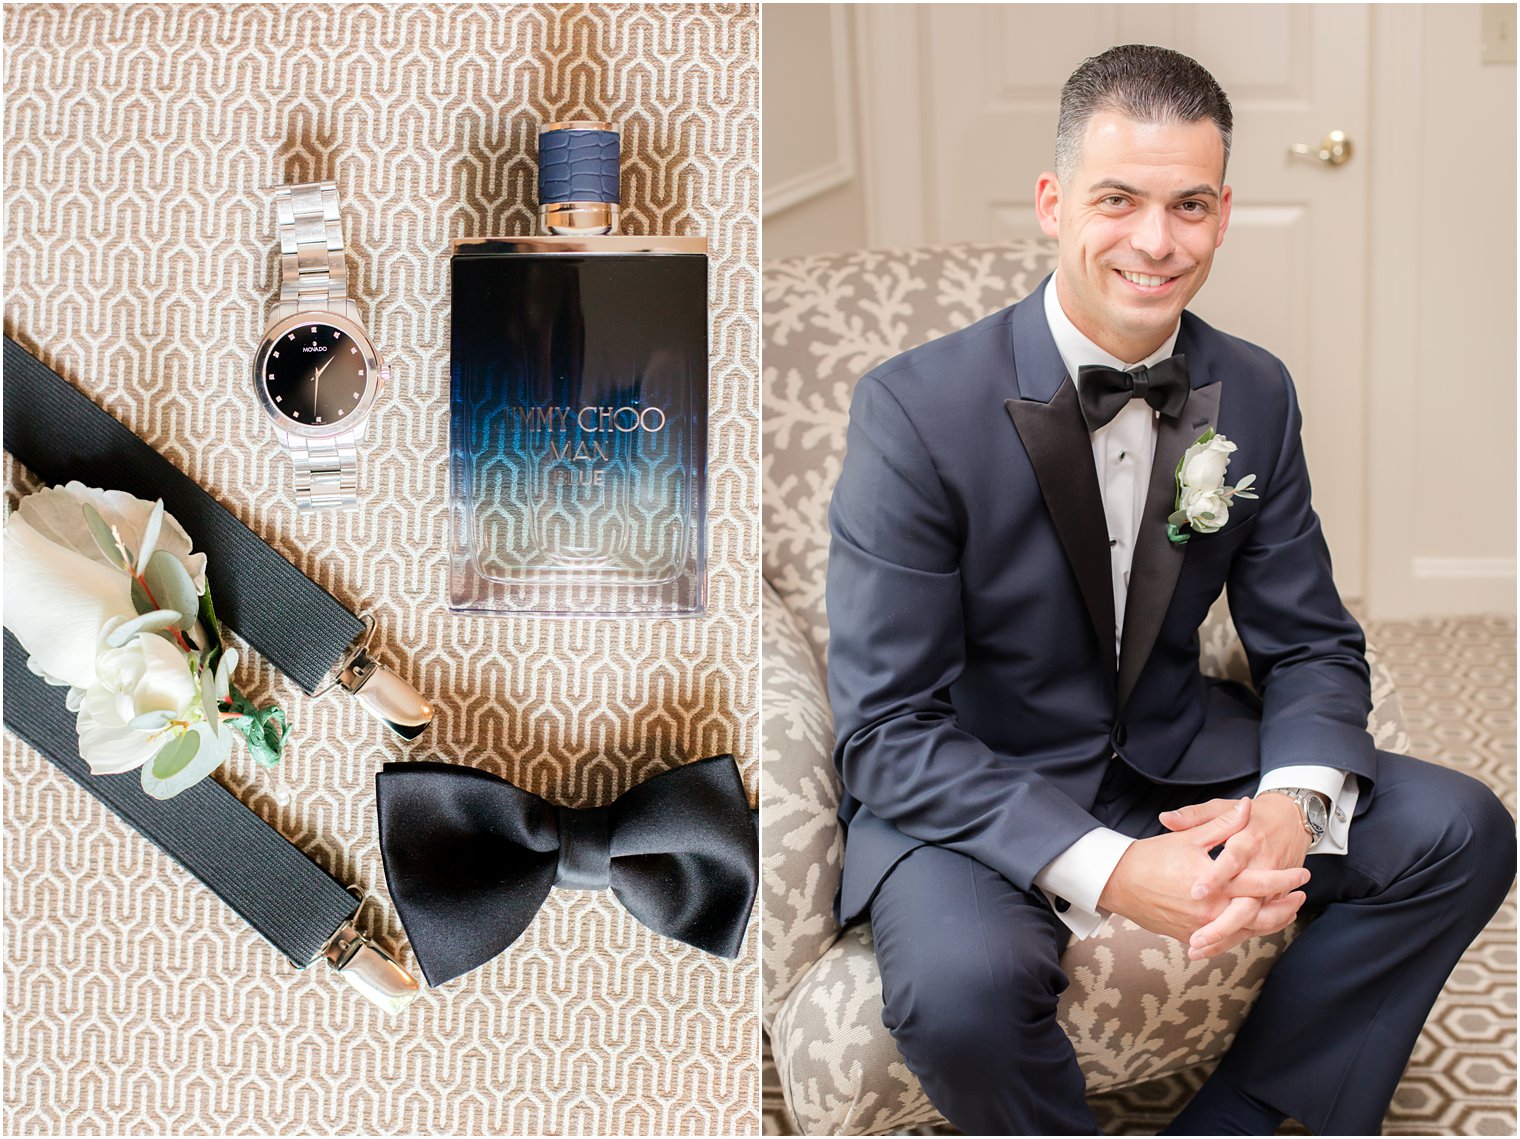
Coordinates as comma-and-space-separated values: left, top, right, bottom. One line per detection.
1116, 382, 1222, 709
1005, 379, 1117, 678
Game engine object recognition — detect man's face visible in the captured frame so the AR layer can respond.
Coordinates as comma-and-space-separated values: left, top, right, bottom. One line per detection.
1036, 110, 1232, 363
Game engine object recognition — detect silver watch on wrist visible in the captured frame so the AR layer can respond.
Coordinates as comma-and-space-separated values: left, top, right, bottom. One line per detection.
253, 181, 388, 511
1260, 786, 1329, 849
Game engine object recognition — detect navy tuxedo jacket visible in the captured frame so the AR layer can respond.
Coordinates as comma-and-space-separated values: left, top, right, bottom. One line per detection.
827, 277, 1378, 924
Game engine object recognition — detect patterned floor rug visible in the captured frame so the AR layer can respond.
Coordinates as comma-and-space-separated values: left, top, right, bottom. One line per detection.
762, 614, 1517, 1136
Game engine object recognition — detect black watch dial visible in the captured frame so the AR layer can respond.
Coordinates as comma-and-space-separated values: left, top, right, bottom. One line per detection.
261, 323, 370, 426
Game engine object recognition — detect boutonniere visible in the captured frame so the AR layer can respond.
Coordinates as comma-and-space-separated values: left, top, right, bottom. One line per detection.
4, 482, 289, 798
1167, 429, 1259, 545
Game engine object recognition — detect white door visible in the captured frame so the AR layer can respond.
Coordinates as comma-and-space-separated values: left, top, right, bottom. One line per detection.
858, 4, 1370, 594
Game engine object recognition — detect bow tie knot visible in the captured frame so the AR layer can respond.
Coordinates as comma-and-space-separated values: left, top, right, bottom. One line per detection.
1077, 354, 1191, 431
376, 754, 758, 986
555, 804, 611, 891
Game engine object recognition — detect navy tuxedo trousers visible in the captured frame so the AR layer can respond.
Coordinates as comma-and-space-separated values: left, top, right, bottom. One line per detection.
869, 750, 1515, 1136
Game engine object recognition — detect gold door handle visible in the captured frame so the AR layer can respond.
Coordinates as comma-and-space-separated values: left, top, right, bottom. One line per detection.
1288, 130, 1353, 167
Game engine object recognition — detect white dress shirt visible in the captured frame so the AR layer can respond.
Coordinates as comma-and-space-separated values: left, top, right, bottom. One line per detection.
1032, 274, 1359, 939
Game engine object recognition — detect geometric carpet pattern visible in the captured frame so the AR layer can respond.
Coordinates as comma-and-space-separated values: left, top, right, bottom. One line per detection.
763, 614, 1517, 1136
4, 5, 760, 1134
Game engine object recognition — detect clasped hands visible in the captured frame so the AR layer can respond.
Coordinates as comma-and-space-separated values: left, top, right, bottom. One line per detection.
1098, 794, 1312, 960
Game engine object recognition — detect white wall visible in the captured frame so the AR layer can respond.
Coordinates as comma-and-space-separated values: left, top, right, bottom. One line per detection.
762, 5, 868, 258
1365, 4, 1518, 617
761, 3, 1517, 618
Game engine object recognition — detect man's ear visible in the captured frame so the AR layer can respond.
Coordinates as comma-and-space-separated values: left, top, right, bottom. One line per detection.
1216, 183, 1233, 248
1035, 172, 1062, 239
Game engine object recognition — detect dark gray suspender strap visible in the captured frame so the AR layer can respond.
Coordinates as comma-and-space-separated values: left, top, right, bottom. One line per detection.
3, 335, 359, 691
1, 337, 421, 1011
4, 633, 416, 1010
5, 633, 355, 962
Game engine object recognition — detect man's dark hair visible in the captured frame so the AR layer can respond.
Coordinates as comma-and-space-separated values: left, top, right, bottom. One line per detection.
1054, 44, 1233, 184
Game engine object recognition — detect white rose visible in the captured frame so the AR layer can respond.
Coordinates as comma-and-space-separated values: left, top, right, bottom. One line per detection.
1180, 435, 1237, 492
1182, 487, 1231, 534
3, 483, 208, 694
16, 482, 207, 590
4, 511, 136, 691
76, 617, 217, 775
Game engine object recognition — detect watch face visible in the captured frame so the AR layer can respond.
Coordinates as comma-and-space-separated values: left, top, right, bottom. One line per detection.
260, 322, 371, 427
1304, 794, 1329, 833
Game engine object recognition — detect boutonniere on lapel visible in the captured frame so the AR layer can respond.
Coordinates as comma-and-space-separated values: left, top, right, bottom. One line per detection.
1167, 429, 1259, 545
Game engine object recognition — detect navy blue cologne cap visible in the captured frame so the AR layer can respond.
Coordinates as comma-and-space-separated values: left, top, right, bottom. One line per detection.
538, 120, 620, 236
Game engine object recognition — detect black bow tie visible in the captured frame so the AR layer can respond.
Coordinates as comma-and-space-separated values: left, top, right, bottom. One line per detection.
376, 754, 757, 986
1076, 354, 1191, 432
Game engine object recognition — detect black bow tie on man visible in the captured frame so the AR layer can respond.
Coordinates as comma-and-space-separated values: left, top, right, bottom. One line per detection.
1076, 354, 1190, 432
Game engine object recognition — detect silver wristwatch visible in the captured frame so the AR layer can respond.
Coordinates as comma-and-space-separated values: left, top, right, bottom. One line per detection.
1260, 786, 1329, 849
253, 181, 388, 510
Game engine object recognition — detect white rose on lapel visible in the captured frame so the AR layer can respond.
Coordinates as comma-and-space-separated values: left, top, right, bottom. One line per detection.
1179, 433, 1236, 492
1179, 487, 1231, 532
1168, 429, 1258, 544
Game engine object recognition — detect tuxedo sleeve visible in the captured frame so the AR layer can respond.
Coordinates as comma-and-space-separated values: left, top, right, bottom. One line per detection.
827, 373, 1106, 891
1225, 364, 1377, 791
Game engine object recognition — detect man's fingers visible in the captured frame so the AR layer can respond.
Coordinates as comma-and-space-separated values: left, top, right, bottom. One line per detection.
1190, 828, 1263, 899
1191, 842, 1246, 898
1248, 866, 1312, 898
1250, 891, 1308, 933
1187, 929, 1256, 960
1200, 865, 1309, 902
1188, 894, 1260, 950
1158, 797, 1242, 833
1189, 796, 1251, 851
1188, 890, 1309, 959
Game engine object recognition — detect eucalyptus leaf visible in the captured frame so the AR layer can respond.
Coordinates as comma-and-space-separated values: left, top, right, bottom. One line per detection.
197, 585, 222, 649
148, 731, 199, 780
137, 499, 165, 575
200, 664, 221, 740
130, 578, 155, 616
81, 502, 130, 570
214, 647, 238, 696
105, 609, 184, 647
1167, 508, 1189, 527
144, 550, 199, 631
128, 710, 174, 731
141, 722, 231, 800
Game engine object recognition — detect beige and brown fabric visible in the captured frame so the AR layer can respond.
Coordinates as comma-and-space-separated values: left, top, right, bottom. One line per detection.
759, 241, 1413, 1134
3, 5, 759, 1133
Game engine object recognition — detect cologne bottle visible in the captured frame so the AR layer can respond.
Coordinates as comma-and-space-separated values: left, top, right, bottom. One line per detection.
449, 121, 708, 616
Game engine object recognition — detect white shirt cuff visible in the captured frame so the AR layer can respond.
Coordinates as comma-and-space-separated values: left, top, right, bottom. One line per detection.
1257, 765, 1359, 855
1034, 826, 1136, 940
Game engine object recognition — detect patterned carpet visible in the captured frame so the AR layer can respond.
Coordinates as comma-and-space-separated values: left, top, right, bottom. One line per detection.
762, 614, 1518, 1136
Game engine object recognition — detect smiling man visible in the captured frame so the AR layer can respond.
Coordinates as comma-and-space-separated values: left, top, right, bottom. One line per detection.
826, 45, 1514, 1135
